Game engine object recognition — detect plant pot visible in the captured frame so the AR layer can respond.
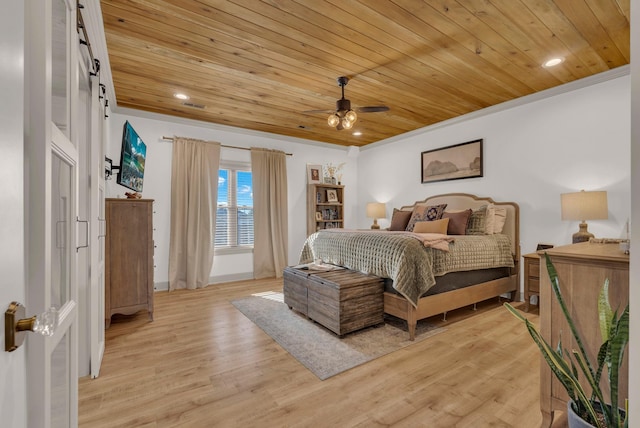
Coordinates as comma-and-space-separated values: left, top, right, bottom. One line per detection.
567, 401, 595, 428
567, 400, 626, 428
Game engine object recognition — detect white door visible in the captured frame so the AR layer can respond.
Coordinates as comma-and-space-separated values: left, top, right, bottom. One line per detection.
0, 2, 27, 425
24, 0, 80, 426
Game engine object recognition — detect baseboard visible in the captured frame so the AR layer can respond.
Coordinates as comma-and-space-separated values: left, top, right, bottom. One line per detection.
153, 272, 254, 292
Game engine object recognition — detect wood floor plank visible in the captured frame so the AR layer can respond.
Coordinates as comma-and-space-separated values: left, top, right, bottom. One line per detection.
79, 278, 545, 427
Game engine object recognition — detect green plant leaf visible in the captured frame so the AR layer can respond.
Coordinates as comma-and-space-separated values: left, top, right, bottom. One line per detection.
598, 279, 613, 341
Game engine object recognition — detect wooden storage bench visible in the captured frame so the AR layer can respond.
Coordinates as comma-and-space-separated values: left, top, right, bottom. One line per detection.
283, 266, 384, 336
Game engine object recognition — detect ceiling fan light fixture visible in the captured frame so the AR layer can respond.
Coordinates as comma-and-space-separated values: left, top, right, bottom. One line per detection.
344, 109, 357, 123
341, 118, 354, 130
328, 113, 340, 127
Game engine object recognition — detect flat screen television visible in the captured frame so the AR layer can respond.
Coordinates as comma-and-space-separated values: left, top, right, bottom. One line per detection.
116, 121, 146, 192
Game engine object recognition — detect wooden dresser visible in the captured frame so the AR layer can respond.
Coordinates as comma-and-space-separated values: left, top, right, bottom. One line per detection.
105, 198, 154, 327
539, 242, 629, 427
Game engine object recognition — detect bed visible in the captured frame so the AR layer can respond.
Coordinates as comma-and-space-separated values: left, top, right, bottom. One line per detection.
299, 193, 520, 340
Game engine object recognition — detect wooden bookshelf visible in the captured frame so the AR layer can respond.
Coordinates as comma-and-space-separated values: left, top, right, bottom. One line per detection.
307, 183, 344, 235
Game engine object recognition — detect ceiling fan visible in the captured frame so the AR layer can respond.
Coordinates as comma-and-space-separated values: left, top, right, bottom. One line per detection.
306, 76, 389, 130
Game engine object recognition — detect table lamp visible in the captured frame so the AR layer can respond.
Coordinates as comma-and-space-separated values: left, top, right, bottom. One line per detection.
366, 202, 386, 229
560, 190, 608, 243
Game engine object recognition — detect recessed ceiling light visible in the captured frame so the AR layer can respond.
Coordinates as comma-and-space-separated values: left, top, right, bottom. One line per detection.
352, 131, 362, 136
543, 57, 564, 67
174, 93, 189, 100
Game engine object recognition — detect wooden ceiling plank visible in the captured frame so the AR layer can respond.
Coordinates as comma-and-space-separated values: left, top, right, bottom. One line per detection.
105, 31, 461, 126
457, 0, 595, 82
105, 0, 540, 123
496, 0, 623, 78
583, 0, 630, 62
386, 0, 557, 93
110, 72, 412, 143
551, 0, 628, 67
103, 23, 479, 126
110, 69, 423, 135
340, 0, 544, 96
102, 0, 468, 115
295, 0, 533, 102
99, 0, 630, 146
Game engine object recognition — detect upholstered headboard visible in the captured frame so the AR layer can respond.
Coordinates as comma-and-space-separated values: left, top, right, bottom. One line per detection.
398, 193, 520, 260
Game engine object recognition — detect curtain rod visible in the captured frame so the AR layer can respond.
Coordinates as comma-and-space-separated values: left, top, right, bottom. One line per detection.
161, 136, 293, 156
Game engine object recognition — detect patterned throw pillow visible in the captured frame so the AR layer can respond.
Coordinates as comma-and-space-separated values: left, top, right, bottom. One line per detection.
405, 204, 447, 232
466, 205, 488, 235
389, 209, 413, 231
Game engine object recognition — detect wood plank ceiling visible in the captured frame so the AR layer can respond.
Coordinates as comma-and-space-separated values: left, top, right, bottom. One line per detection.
100, 0, 630, 147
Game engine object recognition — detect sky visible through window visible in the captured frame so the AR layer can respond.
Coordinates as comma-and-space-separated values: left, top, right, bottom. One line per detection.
218, 170, 252, 206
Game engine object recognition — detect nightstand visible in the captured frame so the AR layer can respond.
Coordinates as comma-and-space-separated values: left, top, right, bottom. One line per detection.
523, 252, 540, 312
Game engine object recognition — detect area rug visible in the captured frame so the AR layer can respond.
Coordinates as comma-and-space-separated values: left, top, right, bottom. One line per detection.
231, 291, 446, 380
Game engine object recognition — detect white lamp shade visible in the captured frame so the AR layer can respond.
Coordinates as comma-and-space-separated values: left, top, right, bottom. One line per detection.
366, 202, 386, 219
561, 190, 608, 221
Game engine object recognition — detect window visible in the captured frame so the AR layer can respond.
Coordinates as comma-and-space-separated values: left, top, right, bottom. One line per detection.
215, 162, 253, 251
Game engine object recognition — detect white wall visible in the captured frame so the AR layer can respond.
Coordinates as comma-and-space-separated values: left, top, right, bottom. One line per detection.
106, 110, 356, 287
358, 74, 631, 259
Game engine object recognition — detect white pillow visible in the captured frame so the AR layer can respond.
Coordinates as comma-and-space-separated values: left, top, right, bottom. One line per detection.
486, 204, 508, 234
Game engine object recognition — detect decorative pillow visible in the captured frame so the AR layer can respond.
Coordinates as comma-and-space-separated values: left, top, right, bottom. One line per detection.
493, 207, 507, 233
389, 209, 413, 231
413, 218, 449, 234
485, 204, 508, 234
443, 209, 472, 235
465, 205, 488, 235
405, 204, 447, 232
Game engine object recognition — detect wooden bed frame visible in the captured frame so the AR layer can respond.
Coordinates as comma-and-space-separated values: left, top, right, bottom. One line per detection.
383, 193, 520, 340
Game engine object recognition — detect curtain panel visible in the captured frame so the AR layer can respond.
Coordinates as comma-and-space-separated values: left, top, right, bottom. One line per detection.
169, 138, 220, 290
250, 148, 288, 279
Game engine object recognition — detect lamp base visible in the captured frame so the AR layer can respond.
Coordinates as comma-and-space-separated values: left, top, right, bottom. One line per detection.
572, 222, 594, 244
370, 219, 380, 230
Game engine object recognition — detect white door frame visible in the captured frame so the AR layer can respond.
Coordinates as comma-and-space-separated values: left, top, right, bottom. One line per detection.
89, 74, 106, 378
0, 2, 27, 426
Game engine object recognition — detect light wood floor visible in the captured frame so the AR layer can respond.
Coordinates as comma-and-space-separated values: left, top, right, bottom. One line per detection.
79, 278, 548, 428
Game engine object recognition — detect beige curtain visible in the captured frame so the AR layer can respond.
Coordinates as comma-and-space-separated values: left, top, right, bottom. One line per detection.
251, 148, 288, 279
169, 138, 220, 290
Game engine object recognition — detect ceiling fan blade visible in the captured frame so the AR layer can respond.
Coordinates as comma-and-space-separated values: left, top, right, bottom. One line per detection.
303, 109, 334, 114
356, 106, 390, 113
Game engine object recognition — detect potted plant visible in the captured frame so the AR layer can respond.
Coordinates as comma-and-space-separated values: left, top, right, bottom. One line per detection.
504, 253, 629, 428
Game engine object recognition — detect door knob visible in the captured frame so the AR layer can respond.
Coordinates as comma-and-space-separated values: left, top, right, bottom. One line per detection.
4, 302, 58, 352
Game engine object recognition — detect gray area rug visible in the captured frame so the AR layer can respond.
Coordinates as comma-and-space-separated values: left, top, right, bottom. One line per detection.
231, 291, 446, 380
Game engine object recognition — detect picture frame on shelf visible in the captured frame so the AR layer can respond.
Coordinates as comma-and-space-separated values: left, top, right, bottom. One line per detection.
421, 138, 483, 183
326, 189, 338, 203
315, 212, 323, 221
307, 164, 322, 184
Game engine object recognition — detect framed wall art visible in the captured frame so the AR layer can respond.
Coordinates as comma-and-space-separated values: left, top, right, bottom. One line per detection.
421, 139, 483, 184
307, 164, 322, 184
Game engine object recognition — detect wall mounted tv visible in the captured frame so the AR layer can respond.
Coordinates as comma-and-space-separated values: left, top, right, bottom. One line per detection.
117, 121, 147, 192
